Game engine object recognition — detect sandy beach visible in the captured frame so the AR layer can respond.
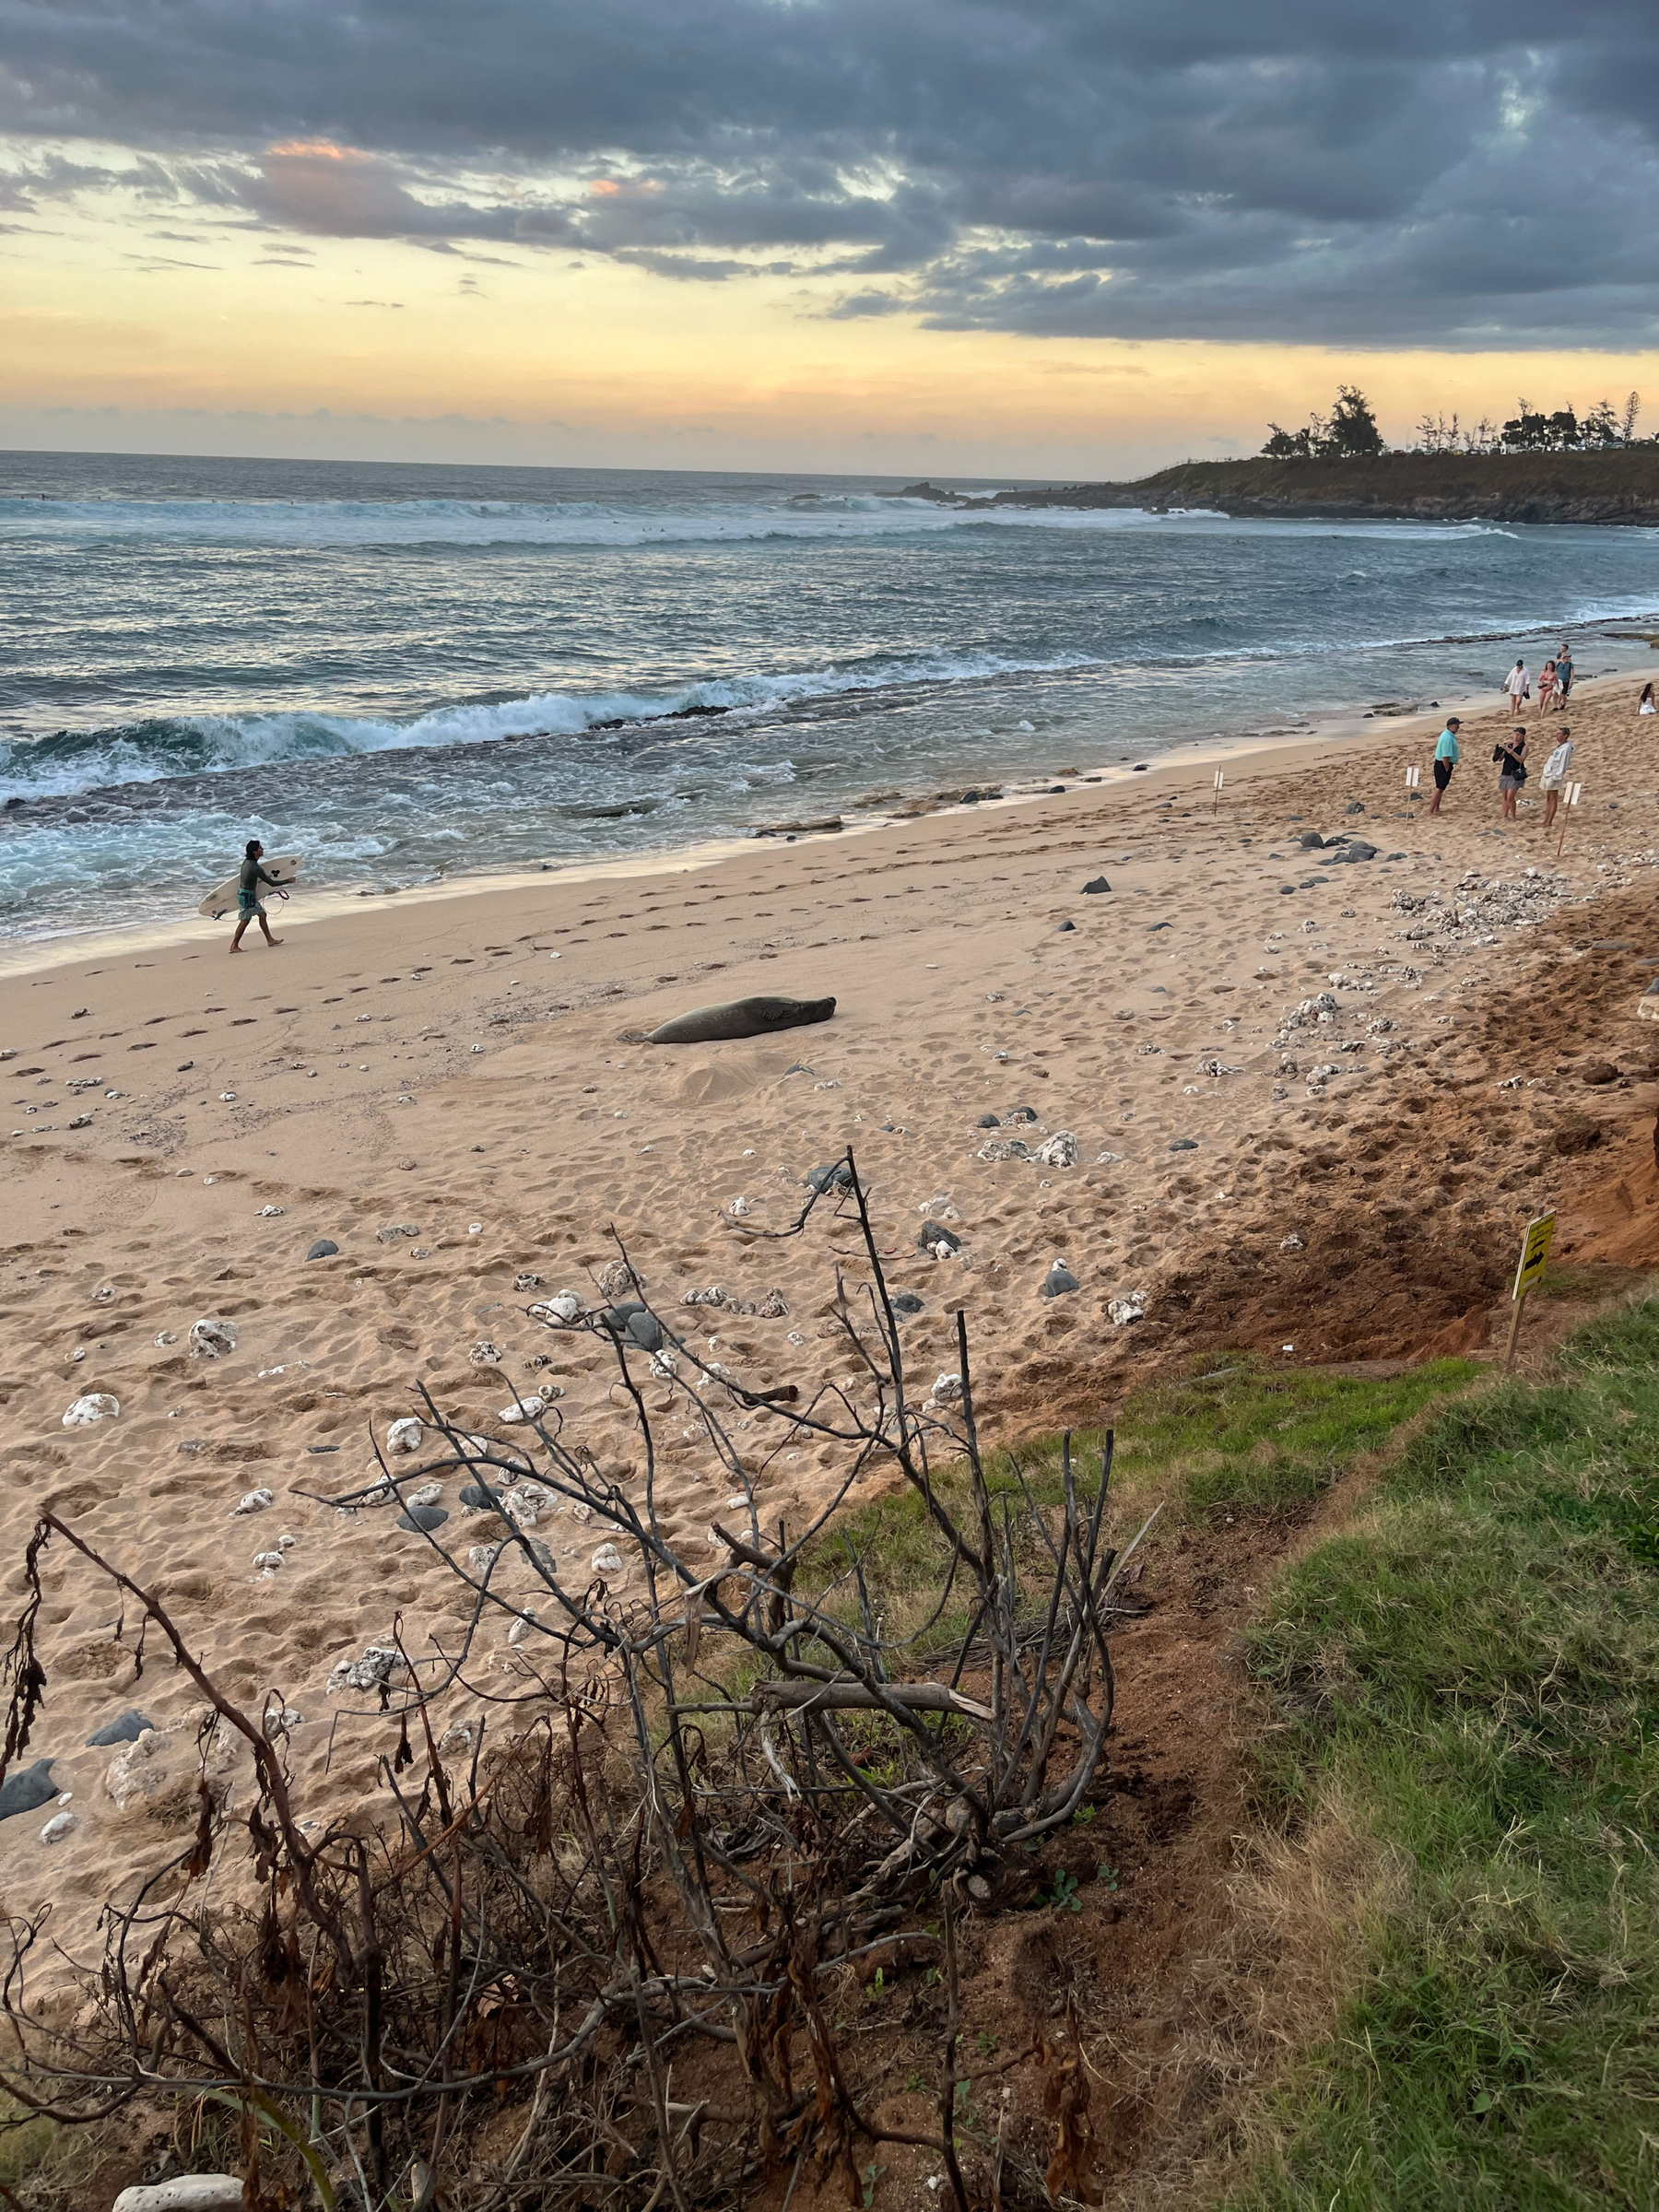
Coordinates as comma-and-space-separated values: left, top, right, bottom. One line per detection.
6, 666, 1659, 1959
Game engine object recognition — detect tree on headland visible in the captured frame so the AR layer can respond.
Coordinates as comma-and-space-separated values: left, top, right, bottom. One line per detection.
1265, 387, 1644, 458
1415, 410, 1502, 454
1261, 385, 1383, 460
1501, 400, 1581, 451
1324, 385, 1385, 458
1494, 391, 1640, 451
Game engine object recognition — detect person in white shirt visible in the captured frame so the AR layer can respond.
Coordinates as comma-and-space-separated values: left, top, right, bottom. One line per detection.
1639, 682, 1655, 717
1503, 659, 1530, 705
1540, 726, 1574, 831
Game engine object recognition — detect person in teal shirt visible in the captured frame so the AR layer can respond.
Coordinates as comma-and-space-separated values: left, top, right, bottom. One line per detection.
1430, 717, 1461, 815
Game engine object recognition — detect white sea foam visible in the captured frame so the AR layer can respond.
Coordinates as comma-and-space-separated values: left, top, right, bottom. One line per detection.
0, 648, 1101, 800
0, 491, 1521, 553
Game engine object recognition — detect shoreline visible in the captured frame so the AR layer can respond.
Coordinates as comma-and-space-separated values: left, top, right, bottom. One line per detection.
4, 665, 1658, 1976
0, 660, 1622, 982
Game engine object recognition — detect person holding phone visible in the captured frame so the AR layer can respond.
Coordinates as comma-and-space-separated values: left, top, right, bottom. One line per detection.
1496, 725, 1527, 821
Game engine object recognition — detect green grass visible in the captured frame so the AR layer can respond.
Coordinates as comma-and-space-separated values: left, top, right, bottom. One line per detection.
0, 2101, 56, 2197
1534, 1261, 1628, 1303
807, 1354, 1479, 1584
1106, 1356, 1477, 1527
1230, 1300, 1659, 2211
790, 1354, 1479, 1660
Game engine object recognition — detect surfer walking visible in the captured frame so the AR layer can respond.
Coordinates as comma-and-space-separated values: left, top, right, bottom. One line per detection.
229, 840, 286, 952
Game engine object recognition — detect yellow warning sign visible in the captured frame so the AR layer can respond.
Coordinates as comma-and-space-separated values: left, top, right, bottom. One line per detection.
1512, 1211, 1556, 1300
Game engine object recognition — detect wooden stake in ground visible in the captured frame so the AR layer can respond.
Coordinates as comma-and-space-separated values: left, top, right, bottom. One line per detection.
1213, 768, 1224, 816
1555, 781, 1583, 862
1505, 1209, 1557, 1371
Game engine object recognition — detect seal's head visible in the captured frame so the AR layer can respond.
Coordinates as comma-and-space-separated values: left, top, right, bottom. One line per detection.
759, 994, 834, 1029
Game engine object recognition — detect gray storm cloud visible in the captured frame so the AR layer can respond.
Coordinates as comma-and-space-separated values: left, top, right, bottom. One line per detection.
4, 0, 1658, 346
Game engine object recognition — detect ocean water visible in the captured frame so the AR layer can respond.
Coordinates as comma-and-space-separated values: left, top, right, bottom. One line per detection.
4, 450, 1658, 947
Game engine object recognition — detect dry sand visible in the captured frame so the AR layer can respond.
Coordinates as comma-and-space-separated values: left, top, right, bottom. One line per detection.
5, 667, 1659, 1954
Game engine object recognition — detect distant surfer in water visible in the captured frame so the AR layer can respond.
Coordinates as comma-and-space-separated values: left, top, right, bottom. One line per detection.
229, 840, 286, 952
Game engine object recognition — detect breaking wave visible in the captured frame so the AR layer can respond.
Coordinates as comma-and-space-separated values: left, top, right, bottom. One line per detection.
0, 647, 1102, 802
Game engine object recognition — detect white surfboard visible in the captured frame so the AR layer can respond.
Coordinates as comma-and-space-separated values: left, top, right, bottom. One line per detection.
196, 854, 303, 920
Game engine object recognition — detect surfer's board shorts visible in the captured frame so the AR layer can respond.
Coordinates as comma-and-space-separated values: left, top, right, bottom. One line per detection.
1433, 759, 1453, 790
236, 890, 265, 919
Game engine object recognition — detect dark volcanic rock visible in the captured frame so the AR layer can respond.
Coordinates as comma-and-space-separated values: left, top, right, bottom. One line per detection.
87, 1710, 153, 1747
602, 1301, 666, 1351
918, 1222, 962, 1255
0, 1761, 56, 1821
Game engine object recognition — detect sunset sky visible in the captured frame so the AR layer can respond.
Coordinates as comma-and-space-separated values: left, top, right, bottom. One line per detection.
6, 1, 1659, 477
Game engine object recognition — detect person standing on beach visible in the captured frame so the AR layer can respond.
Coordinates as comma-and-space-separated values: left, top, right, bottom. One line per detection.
1540, 727, 1574, 831
1503, 658, 1530, 708
229, 840, 286, 953
1537, 658, 1559, 714
1497, 725, 1528, 820
1429, 717, 1461, 814
1556, 643, 1574, 700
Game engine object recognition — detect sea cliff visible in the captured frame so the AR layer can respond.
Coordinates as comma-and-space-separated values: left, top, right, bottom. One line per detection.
901, 450, 1659, 524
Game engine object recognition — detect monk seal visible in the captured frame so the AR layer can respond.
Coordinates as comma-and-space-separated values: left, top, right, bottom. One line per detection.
630, 994, 836, 1046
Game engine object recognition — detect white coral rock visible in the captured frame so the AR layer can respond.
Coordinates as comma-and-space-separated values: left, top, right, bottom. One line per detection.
326, 1645, 402, 1696
63, 1393, 119, 1428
